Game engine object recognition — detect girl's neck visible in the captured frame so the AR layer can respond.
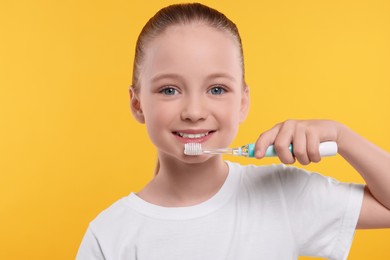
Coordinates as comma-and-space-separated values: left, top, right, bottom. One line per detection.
137, 155, 228, 207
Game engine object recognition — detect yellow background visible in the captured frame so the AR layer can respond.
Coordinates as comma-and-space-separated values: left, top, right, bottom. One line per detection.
1, 0, 389, 259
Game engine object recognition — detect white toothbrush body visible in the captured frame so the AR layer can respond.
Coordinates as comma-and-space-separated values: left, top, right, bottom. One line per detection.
184, 141, 338, 157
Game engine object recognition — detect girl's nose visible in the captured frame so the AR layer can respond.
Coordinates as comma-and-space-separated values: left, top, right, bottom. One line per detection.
180, 97, 209, 122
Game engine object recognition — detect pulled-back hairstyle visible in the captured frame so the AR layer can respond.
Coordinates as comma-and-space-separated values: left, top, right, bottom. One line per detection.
131, 2, 245, 91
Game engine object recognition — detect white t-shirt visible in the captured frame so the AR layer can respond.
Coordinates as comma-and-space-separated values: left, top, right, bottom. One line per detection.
77, 161, 364, 260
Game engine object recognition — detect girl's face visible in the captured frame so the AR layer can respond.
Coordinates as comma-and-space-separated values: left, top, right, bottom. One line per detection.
131, 23, 249, 163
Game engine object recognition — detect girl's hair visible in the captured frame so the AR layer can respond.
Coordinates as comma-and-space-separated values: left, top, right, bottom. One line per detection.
131, 2, 245, 91
130, 3, 245, 175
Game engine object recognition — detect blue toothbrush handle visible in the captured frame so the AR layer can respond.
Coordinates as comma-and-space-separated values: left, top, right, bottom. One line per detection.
246, 141, 338, 158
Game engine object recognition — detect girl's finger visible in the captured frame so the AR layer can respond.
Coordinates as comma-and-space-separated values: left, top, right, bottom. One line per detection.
306, 130, 321, 163
254, 124, 281, 158
274, 121, 295, 164
292, 128, 310, 165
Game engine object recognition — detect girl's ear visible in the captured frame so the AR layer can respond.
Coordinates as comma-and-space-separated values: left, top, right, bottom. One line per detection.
129, 87, 145, 124
239, 84, 250, 123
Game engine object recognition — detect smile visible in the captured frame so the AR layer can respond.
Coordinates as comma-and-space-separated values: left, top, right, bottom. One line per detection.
176, 132, 210, 139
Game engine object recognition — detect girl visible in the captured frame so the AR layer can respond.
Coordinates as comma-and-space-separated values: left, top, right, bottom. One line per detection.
77, 3, 390, 259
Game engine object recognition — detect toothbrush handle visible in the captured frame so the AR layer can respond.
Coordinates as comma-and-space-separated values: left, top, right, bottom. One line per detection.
247, 141, 338, 158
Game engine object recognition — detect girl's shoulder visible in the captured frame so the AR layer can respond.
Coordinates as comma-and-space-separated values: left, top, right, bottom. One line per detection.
87, 195, 142, 236
227, 161, 343, 194
227, 160, 311, 183
228, 160, 329, 181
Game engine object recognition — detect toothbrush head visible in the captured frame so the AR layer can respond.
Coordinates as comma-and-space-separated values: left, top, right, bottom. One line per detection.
184, 143, 203, 156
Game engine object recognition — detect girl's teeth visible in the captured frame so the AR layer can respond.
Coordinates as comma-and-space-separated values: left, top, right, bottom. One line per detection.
178, 132, 209, 138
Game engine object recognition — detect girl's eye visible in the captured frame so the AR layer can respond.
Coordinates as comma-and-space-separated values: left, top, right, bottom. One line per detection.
160, 87, 178, 96
208, 86, 226, 95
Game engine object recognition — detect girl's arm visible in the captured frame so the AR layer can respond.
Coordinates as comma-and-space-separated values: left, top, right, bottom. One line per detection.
254, 119, 390, 229
337, 123, 390, 228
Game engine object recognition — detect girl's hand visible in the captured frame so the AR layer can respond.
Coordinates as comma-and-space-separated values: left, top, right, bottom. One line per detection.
255, 120, 390, 228
255, 119, 342, 165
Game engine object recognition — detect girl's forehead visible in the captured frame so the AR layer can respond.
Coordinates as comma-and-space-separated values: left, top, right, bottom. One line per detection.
141, 24, 242, 82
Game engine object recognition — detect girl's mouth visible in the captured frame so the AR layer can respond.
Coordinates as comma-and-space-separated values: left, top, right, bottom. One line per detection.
172, 130, 216, 143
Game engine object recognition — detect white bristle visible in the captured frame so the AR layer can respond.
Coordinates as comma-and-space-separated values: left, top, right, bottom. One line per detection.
184, 143, 203, 156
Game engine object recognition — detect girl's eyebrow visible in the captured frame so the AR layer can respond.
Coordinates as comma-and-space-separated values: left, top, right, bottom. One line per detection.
151, 72, 236, 83
206, 73, 236, 82
151, 73, 183, 83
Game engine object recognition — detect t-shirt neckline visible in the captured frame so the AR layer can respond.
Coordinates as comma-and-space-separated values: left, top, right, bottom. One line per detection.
124, 161, 240, 220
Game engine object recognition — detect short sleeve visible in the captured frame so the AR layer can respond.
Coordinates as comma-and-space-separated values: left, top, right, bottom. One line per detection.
277, 165, 364, 260
76, 226, 105, 260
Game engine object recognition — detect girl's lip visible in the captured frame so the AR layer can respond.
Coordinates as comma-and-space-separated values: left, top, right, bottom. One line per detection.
172, 130, 215, 143
174, 129, 214, 134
